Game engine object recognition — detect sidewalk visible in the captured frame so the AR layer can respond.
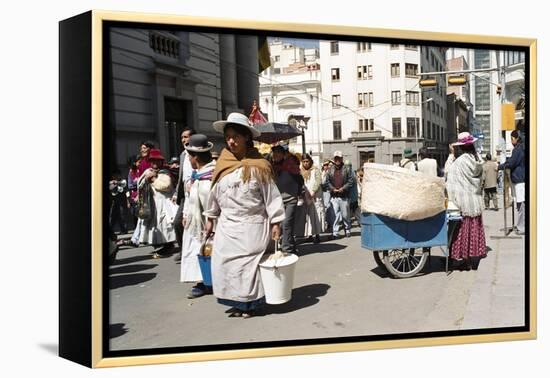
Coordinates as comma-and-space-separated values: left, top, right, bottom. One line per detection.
461, 199, 525, 329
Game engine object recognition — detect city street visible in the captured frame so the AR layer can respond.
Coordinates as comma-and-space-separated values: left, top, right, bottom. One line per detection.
109, 203, 525, 351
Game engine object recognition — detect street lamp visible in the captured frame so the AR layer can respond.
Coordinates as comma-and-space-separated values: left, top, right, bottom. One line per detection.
296, 116, 310, 156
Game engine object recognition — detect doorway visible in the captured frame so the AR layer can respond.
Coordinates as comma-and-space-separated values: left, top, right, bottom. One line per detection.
164, 98, 191, 159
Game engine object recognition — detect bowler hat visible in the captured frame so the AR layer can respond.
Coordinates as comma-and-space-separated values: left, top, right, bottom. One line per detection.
185, 134, 214, 152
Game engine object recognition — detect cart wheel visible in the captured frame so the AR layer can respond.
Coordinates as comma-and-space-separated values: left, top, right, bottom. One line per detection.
373, 251, 386, 269
383, 248, 428, 278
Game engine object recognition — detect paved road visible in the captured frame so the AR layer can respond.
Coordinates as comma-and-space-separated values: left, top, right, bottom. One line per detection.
109, 205, 525, 351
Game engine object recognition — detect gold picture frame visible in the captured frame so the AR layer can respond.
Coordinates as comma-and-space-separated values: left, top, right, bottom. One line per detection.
59, 10, 537, 368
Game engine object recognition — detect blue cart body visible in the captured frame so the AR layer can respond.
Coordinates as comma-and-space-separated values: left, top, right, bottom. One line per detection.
360, 212, 449, 252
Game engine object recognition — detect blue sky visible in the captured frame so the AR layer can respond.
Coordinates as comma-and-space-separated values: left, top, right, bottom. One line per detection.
268, 37, 319, 49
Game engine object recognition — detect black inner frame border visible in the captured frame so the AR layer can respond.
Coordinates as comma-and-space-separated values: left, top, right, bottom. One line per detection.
101, 19, 531, 359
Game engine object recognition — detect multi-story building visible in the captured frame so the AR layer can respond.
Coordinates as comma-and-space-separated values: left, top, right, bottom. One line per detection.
259, 40, 322, 163
420, 46, 450, 165
319, 40, 447, 168
446, 48, 525, 158
108, 28, 260, 172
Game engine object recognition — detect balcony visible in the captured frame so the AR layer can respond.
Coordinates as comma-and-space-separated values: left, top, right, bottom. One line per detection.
149, 31, 180, 59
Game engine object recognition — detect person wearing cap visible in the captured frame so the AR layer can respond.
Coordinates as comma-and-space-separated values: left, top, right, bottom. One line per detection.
326, 151, 354, 239
300, 154, 323, 244
399, 148, 417, 171
172, 127, 195, 262
203, 112, 285, 318
482, 153, 499, 211
498, 129, 525, 235
136, 149, 178, 258
271, 143, 304, 253
446, 132, 486, 270
179, 134, 216, 299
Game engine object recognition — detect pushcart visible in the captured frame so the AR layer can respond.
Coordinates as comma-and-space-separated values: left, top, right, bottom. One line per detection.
360, 211, 462, 278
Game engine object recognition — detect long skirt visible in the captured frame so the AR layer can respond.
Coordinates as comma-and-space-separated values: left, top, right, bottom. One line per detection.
180, 229, 203, 283
450, 215, 487, 260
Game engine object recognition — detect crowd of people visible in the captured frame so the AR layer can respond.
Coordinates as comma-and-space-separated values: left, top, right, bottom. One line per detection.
108, 111, 526, 317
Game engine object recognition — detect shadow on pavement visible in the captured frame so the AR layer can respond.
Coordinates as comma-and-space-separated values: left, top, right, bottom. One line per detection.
109, 273, 157, 290
260, 283, 331, 316
109, 323, 129, 339
110, 254, 155, 266
370, 265, 392, 278
109, 263, 158, 275
297, 243, 346, 256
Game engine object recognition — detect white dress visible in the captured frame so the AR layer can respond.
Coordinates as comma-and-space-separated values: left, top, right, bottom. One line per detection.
204, 168, 285, 303
303, 166, 323, 236
137, 170, 177, 245
180, 161, 216, 283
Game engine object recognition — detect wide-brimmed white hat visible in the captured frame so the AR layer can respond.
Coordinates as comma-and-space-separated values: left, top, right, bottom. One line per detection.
212, 112, 261, 138
453, 131, 478, 146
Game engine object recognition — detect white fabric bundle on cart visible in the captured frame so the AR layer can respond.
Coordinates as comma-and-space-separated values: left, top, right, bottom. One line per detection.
361, 163, 446, 221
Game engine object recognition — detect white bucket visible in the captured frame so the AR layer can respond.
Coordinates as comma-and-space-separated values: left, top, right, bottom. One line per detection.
259, 253, 299, 304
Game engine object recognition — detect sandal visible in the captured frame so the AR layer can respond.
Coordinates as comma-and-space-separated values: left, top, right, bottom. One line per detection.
228, 310, 243, 318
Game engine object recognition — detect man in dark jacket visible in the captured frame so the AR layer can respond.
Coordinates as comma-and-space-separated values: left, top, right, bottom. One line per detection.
326, 151, 354, 238
498, 130, 525, 235
272, 145, 304, 253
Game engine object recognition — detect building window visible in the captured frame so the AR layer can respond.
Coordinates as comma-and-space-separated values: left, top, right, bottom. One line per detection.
331, 68, 340, 81
405, 63, 418, 77
391, 63, 400, 77
273, 67, 281, 74
407, 118, 420, 138
357, 42, 371, 52
367, 65, 373, 79
358, 93, 364, 107
406, 91, 419, 105
359, 118, 374, 131
436, 103, 440, 116
333, 120, 342, 140
391, 90, 401, 105
405, 44, 418, 50
357, 65, 366, 79
392, 118, 402, 137
330, 41, 339, 55
332, 94, 341, 108
427, 121, 432, 139
274, 55, 280, 62
359, 92, 373, 107
368, 119, 374, 130
390, 44, 400, 49
366, 92, 373, 107
359, 118, 366, 131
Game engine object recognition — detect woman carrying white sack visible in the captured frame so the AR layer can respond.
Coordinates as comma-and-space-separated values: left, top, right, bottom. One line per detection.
179, 134, 216, 299
137, 148, 177, 258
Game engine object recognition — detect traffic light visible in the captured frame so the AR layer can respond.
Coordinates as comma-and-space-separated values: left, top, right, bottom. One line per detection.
496, 85, 502, 95
448, 75, 467, 85
419, 78, 437, 87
